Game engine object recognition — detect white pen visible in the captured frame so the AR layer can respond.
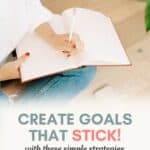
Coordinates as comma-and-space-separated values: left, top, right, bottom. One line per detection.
68, 8, 77, 42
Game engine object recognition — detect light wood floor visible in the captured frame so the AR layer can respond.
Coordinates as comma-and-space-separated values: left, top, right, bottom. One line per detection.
43, 0, 150, 101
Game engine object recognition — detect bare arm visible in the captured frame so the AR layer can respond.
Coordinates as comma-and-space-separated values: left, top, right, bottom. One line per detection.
35, 23, 56, 44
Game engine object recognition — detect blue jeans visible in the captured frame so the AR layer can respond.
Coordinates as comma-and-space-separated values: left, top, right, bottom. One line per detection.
0, 67, 96, 104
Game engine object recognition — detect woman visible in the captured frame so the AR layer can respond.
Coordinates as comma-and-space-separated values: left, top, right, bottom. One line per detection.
0, 0, 96, 104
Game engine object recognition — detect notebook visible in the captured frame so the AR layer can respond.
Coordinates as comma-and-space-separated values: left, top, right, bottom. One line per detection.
17, 8, 131, 83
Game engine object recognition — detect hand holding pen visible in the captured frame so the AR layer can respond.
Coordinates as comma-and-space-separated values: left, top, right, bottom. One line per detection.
66, 8, 84, 57
49, 8, 84, 57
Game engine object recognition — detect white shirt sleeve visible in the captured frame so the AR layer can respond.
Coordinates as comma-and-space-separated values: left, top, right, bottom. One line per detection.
27, 0, 54, 32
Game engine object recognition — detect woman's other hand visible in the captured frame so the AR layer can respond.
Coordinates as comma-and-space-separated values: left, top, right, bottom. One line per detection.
0, 53, 30, 81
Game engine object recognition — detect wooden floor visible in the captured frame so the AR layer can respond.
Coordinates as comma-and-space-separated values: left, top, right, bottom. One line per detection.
43, 0, 150, 101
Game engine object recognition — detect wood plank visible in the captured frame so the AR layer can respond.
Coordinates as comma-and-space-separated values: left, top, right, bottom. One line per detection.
115, 11, 146, 48
107, 1, 146, 48
42, 0, 129, 14
108, 1, 145, 24
42, 0, 144, 24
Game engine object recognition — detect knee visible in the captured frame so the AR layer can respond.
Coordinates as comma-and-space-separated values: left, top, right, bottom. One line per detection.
80, 66, 96, 77
0, 92, 9, 106
62, 66, 96, 88
77, 66, 96, 86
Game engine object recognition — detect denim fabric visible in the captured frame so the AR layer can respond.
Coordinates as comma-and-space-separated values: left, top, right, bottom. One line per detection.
0, 92, 9, 105
0, 67, 96, 104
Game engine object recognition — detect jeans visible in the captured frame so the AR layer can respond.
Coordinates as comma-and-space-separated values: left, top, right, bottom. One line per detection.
0, 67, 96, 104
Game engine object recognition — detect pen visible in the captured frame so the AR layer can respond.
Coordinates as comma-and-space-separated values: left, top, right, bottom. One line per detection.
68, 8, 77, 42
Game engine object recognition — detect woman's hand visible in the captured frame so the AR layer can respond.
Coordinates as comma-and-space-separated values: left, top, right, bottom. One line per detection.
0, 53, 30, 81
50, 33, 84, 57
36, 23, 84, 57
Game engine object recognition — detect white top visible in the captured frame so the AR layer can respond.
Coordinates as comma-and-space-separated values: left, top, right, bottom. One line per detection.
0, 0, 53, 64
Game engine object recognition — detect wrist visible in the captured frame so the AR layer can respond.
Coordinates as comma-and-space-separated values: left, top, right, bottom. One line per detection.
0, 68, 6, 81
48, 33, 58, 45
36, 23, 57, 45
0, 66, 10, 81
0, 67, 4, 81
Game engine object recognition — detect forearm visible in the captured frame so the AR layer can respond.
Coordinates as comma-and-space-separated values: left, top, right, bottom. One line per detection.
35, 23, 56, 45
0, 67, 6, 81
0, 66, 8, 81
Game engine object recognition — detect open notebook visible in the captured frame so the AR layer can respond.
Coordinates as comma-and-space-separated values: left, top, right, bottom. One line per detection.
17, 8, 130, 83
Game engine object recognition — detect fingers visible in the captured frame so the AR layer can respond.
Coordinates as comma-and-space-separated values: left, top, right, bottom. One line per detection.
72, 34, 84, 49
57, 33, 84, 57
15, 52, 30, 67
61, 46, 81, 57
62, 51, 71, 57
71, 39, 84, 50
60, 43, 78, 57
63, 33, 83, 47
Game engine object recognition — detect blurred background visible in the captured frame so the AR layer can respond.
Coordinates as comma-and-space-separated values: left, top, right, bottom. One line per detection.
41, 0, 150, 102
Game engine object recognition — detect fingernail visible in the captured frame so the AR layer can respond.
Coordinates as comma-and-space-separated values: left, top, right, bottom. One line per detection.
25, 52, 30, 56
73, 44, 76, 49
